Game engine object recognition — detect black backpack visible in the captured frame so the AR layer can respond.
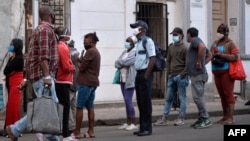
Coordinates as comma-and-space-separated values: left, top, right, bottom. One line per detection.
142, 38, 167, 72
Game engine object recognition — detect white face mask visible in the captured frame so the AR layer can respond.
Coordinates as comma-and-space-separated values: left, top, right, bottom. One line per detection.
216, 33, 224, 40
133, 27, 141, 36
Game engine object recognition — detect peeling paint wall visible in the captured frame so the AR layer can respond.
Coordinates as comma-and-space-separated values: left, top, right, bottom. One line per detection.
0, 0, 25, 106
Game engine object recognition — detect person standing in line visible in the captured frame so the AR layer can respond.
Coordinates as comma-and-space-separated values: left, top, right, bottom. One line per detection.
115, 35, 138, 131
210, 23, 239, 124
67, 40, 80, 132
130, 20, 156, 136
2, 38, 24, 137
186, 27, 213, 129
71, 32, 100, 139
5, 6, 61, 141
54, 26, 75, 141
154, 27, 189, 126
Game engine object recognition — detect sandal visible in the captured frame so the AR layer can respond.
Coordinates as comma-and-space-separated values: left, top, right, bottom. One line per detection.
83, 132, 95, 138
6, 126, 18, 141
221, 120, 234, 125
71, 133, 84, 139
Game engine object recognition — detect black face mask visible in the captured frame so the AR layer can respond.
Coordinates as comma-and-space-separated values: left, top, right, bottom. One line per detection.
84, 45, 92, 50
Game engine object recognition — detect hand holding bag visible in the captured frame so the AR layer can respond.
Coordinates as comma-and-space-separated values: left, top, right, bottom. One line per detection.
229, 48, 247, 80
26, 88, 63, 134
212, 56, 226, 66
112, 69, 121, 84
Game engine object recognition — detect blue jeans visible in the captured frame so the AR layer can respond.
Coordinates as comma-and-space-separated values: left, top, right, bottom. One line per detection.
190, 73, 210, 120
163, 75, 189, 118
10, 78, 60, 141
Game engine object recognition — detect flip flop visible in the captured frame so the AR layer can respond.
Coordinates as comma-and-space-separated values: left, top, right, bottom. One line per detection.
71, 133, 84, 139
83, 132, 95, 138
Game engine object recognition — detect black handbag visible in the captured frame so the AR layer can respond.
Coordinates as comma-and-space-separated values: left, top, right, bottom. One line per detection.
212, 56, 226, 66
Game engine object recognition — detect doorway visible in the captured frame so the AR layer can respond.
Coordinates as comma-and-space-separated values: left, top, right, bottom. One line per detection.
136, 2, 168, 99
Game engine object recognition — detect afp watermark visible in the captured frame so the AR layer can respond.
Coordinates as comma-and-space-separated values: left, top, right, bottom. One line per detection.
224, 125, 250, 140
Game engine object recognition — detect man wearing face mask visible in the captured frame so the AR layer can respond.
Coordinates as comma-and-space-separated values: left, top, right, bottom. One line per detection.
54, 26, 75, 141
6, 6, 61, 141
130, 20, 156, 136
115, 36, 138, 131
154, 27, 189, 126
210, 23, 239, 125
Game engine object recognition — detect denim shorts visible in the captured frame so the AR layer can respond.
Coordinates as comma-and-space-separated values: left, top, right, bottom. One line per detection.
76, 84, 96, 109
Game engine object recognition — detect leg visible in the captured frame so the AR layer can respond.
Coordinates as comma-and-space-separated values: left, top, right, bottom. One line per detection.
177, 75, 189, 118
190, 73, 209, 120
55, 83, 71, 137
85, 87, 96, 136
69, 91, 76, 131
214, 72, 227, 123
87, 108, 95, 136
138, 71, 153, 134
163, 76, 177, 118
120, 83, 129, 124
74, 108, 83, 136
123, 86, 136, 124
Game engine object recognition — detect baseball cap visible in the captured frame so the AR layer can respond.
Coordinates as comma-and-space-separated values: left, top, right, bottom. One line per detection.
170, 27, 183, 35
130, 20, 148, 30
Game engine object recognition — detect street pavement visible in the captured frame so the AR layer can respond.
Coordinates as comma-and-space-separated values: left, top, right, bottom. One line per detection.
0, 94, 249, 141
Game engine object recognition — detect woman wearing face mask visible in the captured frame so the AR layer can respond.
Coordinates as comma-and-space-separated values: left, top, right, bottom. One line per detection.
54, 26, 75, 141
1, 38, 24, 138
210, 23, 239, 125
115, 36, 138, 131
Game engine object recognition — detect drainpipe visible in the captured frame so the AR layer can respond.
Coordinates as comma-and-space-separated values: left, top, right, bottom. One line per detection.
64, 0, 71, 31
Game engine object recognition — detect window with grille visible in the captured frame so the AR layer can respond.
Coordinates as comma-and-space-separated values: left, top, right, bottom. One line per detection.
40, 0, 64, 27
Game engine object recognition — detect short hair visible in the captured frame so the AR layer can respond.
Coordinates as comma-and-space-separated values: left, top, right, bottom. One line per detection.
39, 6, 54, 20
187, 27, 199, 37
84, 32, 99, 43
11, 38, 23, 56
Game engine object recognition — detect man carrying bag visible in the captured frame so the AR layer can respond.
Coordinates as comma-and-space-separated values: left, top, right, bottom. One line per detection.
6, 6, 62, 141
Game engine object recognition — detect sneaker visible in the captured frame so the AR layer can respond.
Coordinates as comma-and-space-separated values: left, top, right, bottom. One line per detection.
174, 118, 184, 126
118, 123, 128, 129
153, 118, 169, 126
125, 124, 138, 131
36, 133, 44, 141
194, 119, 212, 129
63, 136, 75, 141
190, 119, 202, 127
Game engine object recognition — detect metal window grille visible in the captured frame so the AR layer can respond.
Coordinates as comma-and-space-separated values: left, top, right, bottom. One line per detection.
136, 2, 168, 99
40, 0, 64, 27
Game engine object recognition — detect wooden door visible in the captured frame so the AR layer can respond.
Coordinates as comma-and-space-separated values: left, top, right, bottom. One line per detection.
212, 0, 227, 95
212, 0, 227, 41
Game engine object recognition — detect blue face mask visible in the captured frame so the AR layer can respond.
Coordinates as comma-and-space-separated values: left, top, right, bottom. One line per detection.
172, 36, 180, 43
8, 46, 14, 52
124, 42, 131, 49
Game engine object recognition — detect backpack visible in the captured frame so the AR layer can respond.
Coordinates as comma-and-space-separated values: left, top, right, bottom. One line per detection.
142, 37, 167, 72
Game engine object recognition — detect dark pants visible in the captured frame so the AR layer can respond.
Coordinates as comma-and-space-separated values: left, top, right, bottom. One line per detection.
135, 70, 153, 133
55, 83, 70, 137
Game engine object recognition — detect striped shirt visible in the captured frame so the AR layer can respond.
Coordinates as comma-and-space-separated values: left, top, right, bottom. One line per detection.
25, 21, 59, 82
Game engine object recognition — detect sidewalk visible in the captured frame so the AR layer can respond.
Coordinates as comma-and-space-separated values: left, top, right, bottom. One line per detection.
0, 94, 249, 128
